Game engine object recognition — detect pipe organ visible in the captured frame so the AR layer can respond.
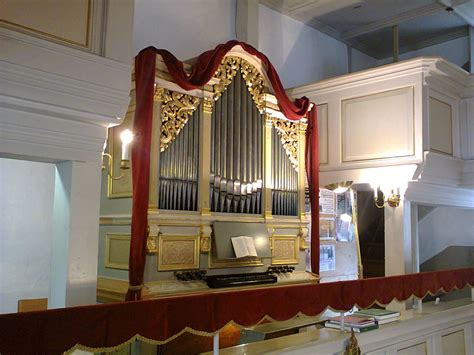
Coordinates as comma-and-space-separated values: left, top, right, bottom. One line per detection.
101, 50, 316, 300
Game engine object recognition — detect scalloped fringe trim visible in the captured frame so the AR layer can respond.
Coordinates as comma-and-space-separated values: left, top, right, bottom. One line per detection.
64, 284, 473, 354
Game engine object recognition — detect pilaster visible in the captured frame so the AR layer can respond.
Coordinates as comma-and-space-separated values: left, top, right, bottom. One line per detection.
263, 114, 273, 219
199, 99, 213, 215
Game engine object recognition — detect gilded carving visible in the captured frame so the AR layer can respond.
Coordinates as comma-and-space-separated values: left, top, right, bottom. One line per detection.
199, 225, 212, 253
240, 60, 266, 112
146, 235, 158, 254
298, 227, 309, 251
213, 56, 266, 112
274, 240, 296, 260
154, 87, 201, 152
200, 236, 210, 254
158, 235, 200, 270
272, 236, 298, 265
161, 240, 196, 265
271, 116, 299, 170
202, 98, 214, 114
213, 56, 241, 101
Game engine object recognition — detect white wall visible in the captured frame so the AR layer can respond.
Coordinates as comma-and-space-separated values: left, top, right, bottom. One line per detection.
258, 4, 350, 88
0, 158, 55, 314
351, 48, 378, 72
377, 36, 470, 68
133, 0, 237, 59
418, 206, 474, 264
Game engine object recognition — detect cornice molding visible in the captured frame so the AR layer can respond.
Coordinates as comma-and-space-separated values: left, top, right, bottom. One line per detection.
289, 57, 472, 99
462, 160, 474, 188
0, 27, 132, 162
405, 181, 474, 208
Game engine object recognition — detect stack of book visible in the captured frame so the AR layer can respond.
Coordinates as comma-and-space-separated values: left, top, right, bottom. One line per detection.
353, 308, 400, 325
324, 315, 379, 333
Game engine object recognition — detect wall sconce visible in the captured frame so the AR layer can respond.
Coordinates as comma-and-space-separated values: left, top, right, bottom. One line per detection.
373, 186, 400, 208
324, 181, 353, 194
102, 128, 134, 180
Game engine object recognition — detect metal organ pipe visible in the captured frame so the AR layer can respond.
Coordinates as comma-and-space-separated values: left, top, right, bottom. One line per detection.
272, 127, 298, 216
158, 108, 200, 211
210, 72, 263, 214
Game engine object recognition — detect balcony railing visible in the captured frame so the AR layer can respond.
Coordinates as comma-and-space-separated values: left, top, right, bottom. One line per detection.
0, 268, 473, 354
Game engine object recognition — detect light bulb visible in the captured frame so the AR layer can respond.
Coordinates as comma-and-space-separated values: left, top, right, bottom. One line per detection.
120, 129, 134, 145
333, 187, 348, 194
120, 129, 133, 161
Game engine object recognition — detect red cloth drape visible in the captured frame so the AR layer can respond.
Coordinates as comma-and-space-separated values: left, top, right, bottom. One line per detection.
144, 40, 310, 120
306, 106, 319, 274
126, 50, 157, 300
1, 268, 473, 354
128, 41, 318, 300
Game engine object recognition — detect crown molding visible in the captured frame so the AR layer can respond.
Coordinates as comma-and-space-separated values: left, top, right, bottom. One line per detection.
0, 27, 132, 162
289, 57, 472, 98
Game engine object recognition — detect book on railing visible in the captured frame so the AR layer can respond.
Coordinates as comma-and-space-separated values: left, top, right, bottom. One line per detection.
353, 308, 400, 321
327, 315, 375, 327
231, 236, 258, 258
325, 322, 379, 333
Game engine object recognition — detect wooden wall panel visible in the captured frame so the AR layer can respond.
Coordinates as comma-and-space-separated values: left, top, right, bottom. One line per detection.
341, 87, 414, 163
429, 97, 453, 155
0, 0, 91, 48
105, 234, 130, 270
318, 103, 328, 164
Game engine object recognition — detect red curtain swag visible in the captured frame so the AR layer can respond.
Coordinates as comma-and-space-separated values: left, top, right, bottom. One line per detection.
128, 42, 319, 300
1, 268, 473, 354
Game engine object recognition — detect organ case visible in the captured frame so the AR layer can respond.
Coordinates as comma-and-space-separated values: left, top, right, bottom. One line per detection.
104, 50, 315, 297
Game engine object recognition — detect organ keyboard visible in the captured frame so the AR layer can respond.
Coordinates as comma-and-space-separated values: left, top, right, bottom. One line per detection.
206, 272, 277, 288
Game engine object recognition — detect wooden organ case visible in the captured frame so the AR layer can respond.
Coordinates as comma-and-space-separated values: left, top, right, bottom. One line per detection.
105, 49, 316, 298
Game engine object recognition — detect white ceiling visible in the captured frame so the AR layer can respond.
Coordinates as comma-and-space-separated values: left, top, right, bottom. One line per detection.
261, 0, 473, 59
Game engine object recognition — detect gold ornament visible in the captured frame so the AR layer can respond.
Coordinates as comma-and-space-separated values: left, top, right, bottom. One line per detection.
213, 56, 266, 112
271, 116, 299, 170
154, 87, 201, 152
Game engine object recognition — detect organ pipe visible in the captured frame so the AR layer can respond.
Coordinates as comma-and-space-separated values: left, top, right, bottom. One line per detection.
210, 72, 263, 214
272, 127, 298, 216
158, 108, 200, 211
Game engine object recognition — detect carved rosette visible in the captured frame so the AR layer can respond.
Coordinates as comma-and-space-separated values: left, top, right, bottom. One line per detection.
271, 116, 299, 170
154, 87, 201, 152
213, 56, 266, 112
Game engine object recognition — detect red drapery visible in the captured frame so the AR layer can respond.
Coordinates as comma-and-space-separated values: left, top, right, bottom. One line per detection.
128, 41, 319, 300
306, 107, 319, 273
1, 268, 473, 354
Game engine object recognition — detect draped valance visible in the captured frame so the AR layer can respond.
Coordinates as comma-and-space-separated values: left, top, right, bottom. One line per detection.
0, 268, 472, 354
128, 41, 320, 300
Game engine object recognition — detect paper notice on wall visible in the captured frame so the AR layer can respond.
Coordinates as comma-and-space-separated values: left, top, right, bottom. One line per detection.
320, 244, 336, 272
319, 189, 335, 214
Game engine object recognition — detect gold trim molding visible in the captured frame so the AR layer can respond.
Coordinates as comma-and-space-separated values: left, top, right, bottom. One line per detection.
154, 87, 201, 152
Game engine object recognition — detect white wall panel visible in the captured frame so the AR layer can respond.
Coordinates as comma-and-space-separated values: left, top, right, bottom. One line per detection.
429, 97, 453, 155
341, 87, 415, 163
317, 103, 328, 165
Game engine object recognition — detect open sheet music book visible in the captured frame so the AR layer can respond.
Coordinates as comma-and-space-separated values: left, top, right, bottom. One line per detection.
231, 236, 258, 258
